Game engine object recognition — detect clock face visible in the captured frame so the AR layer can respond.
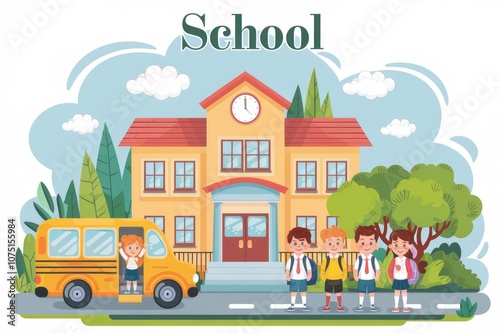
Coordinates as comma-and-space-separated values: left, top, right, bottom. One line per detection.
231, 94, 260, 123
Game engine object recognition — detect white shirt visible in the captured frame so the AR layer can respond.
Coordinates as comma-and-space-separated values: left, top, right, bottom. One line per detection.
119, 248, 145, 270
357, 254, 380, 280
394, 256, 408, 280
286, 254, 311, 280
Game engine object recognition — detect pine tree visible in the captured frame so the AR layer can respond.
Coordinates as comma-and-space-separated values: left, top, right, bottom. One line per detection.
305, 68, 321, 118
287, 85, 304, 118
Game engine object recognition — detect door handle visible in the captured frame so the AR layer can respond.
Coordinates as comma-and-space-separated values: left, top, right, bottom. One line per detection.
239, 240, 244, 248
247, 240, 253, 249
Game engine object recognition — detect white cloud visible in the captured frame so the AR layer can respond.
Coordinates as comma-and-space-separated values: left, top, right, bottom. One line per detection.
62, 114, 99, 134
126, 65, 190, 100
343, 71, 395, 99
381, 119, 416, 138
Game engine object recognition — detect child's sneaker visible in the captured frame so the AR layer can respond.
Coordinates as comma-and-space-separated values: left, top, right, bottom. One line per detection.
321, 306, 330, 312
302, 305, 312, 312
370, 305, 379, 312
337, 305, 346, 312
392, 307, 399, 313
403, 307, 410, 313
354, 305, 364, 312
286, 306, 295, 312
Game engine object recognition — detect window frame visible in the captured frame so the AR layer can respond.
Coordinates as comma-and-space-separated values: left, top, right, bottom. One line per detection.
295, 161, 317, 193
221, 140, 244, 172
174, 216, 196, 247
326, 161, 348, 193
174, 161, 196, 192
145, 216, 166, 233
48, 228, 80, 258
296, 216, 317, 247
83, 228, 116, 258
245, 140, 271, 172
143, 161, 165, 192
327, 216, 339, 228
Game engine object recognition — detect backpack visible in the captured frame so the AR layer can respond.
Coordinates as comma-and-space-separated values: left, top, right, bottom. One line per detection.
324, 255, 343, 273
289, 256, 318, 285
407, 258, 419, 285
357, 255, 377, 274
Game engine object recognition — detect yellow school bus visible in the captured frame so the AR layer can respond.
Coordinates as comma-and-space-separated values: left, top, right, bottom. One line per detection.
34, 218, 199, 309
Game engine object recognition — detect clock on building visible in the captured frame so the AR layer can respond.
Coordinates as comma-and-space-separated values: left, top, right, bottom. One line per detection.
231, 94, 260, 123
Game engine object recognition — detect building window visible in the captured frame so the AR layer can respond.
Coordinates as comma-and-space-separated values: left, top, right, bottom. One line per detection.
297, 216, 317, 246
245, 140, 271, 171
326, 161, 347, 192
144, 161, 165, 192
221, 140, 243, 171
296, 161, 317, 192
174, 161, 195, 192
145, 216, 165, 232
327, 216, 339, 228
175, 216, 195, 247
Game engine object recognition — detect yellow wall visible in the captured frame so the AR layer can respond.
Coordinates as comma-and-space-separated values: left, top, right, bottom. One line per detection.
131, 146, 209, 252
283, 146, 360, 253
129, 81, 363, 257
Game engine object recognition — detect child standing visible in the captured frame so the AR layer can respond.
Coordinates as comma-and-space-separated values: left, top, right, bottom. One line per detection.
319, 226, 348, 312
285, 227, 312, 312
387, 229, 415, 313
118, 234, 146, 294
353, 225, 380, 312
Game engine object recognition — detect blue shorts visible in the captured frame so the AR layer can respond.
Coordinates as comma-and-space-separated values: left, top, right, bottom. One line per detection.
358, 279, 376, 293
124, 268, 139, 281
289, 279, 307, 292
392, 279, 410, 290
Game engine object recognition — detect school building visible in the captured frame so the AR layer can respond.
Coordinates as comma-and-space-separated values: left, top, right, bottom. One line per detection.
119, 72, 371, 291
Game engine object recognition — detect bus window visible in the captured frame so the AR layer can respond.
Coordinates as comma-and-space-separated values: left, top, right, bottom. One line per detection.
146, 230, 167, 257
48, 229, 79, 257
84, 229, 116, 257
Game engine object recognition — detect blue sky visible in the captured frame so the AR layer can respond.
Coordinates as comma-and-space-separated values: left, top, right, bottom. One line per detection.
23, 34, 487, 286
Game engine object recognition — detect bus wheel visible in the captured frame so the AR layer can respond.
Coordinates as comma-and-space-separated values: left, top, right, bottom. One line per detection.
154, 280, 182, 308
63, 280, 92, 308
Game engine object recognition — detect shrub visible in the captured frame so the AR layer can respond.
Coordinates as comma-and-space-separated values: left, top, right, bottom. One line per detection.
456, 297, 477, 318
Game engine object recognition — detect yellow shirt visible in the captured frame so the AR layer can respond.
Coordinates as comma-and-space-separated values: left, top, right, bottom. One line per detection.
320, 254, 348, 281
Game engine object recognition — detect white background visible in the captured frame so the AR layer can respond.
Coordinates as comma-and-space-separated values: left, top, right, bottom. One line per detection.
1, 0, 500, 333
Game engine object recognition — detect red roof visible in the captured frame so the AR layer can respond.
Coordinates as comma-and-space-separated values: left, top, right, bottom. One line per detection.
119, 118, 206, 147
200, 72, 291, 110
120, 118, 370, 148
285, 118, 372, 147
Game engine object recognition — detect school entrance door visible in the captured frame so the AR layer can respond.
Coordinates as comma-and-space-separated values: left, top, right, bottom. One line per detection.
222, 214, 269, 262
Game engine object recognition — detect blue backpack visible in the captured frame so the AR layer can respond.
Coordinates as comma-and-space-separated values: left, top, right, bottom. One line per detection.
357, 255, 377, 274
290, 256, 318, 285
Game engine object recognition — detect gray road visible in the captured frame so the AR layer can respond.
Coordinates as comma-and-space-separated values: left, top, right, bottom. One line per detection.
16, 291, 490, 319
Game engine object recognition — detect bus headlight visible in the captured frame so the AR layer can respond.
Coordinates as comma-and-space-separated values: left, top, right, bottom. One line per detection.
193, 273, 199, 283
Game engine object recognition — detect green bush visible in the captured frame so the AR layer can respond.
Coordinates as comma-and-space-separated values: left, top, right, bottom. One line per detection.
376, 253, 393, 289
415, 253, 451, 289
15, 234, 36, 293
431, 250, 481, 290
456, 297, 477, 318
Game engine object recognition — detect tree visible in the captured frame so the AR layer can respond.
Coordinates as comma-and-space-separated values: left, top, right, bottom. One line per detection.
79, 151, 110, 218
305, 69, 321, 118
287, 85, 304, 118
123, 149, 132, 218
318, 93, 333, 118
326, 181, 384, 238
328, 163, 482, 264
64, 180, 80, 218
96, 124, 126, 218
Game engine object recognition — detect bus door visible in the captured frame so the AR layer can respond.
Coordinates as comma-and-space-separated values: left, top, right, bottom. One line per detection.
118, 227, 144, 303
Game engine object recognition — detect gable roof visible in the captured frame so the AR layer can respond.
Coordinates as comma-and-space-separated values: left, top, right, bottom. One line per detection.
119, 118, 206, 147
199, 72, 291, 110
285, 118, 372, 147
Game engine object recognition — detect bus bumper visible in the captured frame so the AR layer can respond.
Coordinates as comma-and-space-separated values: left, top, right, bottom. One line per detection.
188, 287, 198, 297
35, 287, 48, 298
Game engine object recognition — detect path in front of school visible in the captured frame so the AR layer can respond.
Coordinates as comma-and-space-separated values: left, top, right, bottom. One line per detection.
17, 291, 490, 320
